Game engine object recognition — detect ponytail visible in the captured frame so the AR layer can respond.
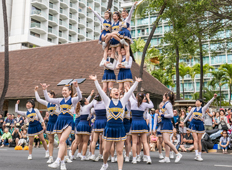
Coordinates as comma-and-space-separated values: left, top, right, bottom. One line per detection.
137, 92, 144, 107
48, 90, 56, 98
64, 84, 74, 97
75, 102, 80, 114
165, 91, 175, 105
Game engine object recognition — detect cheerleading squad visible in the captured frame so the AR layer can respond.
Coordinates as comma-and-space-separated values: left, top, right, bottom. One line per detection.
13, 2, 218, 170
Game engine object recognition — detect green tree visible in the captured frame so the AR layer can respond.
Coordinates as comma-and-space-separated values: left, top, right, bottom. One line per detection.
219, 63, 232, 104
151, 69, 174, 87
0, 0, 9, 114
188, 67, 196, 93
178, 63, 190, 99
193, 63, 214, 85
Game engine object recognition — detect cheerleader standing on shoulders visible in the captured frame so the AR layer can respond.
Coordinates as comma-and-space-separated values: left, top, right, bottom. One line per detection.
41, 82, 82, 170
117, 47, 134, 92
35, 86, 59, 163
182, 94, 217, 161
99, 48, 117, 93
88, 7, 111, 50
89, 75, 142, 170
15, 99, 48, 160
153, 102, 164, 159
159, 92, 182, 163
129, 93, 154, 164
89, 94, 107, 161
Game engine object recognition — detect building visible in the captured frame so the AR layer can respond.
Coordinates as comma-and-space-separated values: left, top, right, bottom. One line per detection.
0, 0, 122, 51
121, 1, 232, 101
0, 40, 170, 116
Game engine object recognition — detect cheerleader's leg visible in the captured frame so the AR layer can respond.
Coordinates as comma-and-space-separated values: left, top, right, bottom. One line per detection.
71, 135, 78, 156
118, 83, 124, 92
116, 141, 124, 169
124, 43, 130, 64
91, 132, 100, 155
103, 141, 113, 164
108, 82, 114, 91
192, 132, 199, 155
116, 46, 122, 65
103, 44, 109, 61
125, 135, 131, 157
38, 132, 48, 151
47, 134, 54, 157
141, 133, 150, 157
103, 82, 108, 93
163, 133, 178, 154
132, 134, 138, 158
29, 136, 34, 155
82, 135, 89, 156
158, 136, 163, 154
197, 133, 203, 155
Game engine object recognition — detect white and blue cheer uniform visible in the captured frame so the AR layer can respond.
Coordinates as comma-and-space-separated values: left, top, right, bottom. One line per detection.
153, 112, 162, 137
160, 101, 174, 133
99, 57, 117, 83
117, 55, 133, 83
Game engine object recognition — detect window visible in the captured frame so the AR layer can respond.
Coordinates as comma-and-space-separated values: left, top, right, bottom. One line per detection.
59, 19, 62, 25
150, 16, 157, 23
211, 55, 226, 65
164, 26, 170, 32
69, 24, 72, 29
69, 35, 72, 41
228, 54, 232, 63
69, 13, 72, 18
31, 6, 41, 15
48, 38, 52, 42
30, 31, 40, 38
48, 26, 52, 33
60, 8, 63, 13
203, 56, 209, 65
49, 14, 53, 21
31, 19, 40, 28
49, 2, 53, 8
59, 30, 62, 37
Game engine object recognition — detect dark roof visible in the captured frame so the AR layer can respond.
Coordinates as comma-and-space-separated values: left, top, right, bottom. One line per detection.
0, 40, 170, 99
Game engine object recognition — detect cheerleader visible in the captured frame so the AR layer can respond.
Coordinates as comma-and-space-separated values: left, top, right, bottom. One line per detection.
182, 94, 217, 161
35, 86, 59, 163
124, 101, 132, 162
159, 92, 182, 163
129, 92, 154, 164
89, 75, 142, 170
117, 47, 134, 94
41, 81, 82, 170
89, 94, 107, 161
99, 48, 117, 93
15, 99, 48, 160
153, 102, 164, 159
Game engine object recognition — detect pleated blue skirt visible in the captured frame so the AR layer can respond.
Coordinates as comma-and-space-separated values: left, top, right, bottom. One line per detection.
187, 119, 205, 134
131, 110, 148, 134
110, 38, 120, 48
99, 30, 110, 44
102, 69, 116, 83
123, 118, 131, 135
76, 115, 91, 135
53, 113, 74, 134
117, 68, 133, 83
160, 118, 173, 133
28, 120, 43, 137
117, 28, 132, 44
46, 115, 58, 134
103, 122, 127, 141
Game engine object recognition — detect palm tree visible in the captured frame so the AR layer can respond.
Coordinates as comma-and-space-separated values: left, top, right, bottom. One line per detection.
219, 63, 232, 104
188, 67, 196, 93
202, 87, 221, 106
151, 69, 174, 87
179, 63, 190, 99
0, 0, 9, 114
107, 0, 113, 9
208, 70, 227, 108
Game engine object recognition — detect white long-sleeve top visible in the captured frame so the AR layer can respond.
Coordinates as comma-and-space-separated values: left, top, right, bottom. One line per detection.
90, 100, 106, 119
43, 86, 82, 115
15, 104, 44, 123
90, 8, 104, 24
161, 101, 174, 118
94, 80, 138, 117
99, 57, 117, 70
116, 55, 132, 69
129, 97, 154, 113
153, 113, 163, 132
184, 97, 215, 123
124, 101, 131, 119
122, 4, 136, 29
35, 91, 60, 113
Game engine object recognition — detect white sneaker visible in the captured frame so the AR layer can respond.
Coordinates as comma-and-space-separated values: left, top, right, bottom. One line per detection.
174, 153, 182, 163
147, 157, 152, 164
159, 157, 170, 163
125, 156, 129, 162
47, 156, 54, 163
100, 163, 108, 170
107, 156, 111, 161
132, 159, 137, 164
81, 156, 89, 161
196, 155, 203, 161
89, 155, 96, 161
28, 155, 32, 160
95, 154, 103, 162
68, 150, 72, 158
48, 161, 60, 168
60, 163, 66, 170
136, 155, 141, 162
159, 153, 164, 159
65, 156, 72, 163
120, 39, 129, 46
115, 156, 117, 162
111, 157, 115, 163
102, 42, 107, 50
45, 151, 49, 158
76, 153, 82, 158
194, 156, 197, 160
143, 155, 147, 162
170, 151, 174, 159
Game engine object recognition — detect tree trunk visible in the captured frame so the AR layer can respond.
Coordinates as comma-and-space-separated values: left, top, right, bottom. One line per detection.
137, 3, 166, 91
175, 46, 180, 100
107, 0, 113, 10
220, 86, 221, 108
0, 0, 9, 114
198, 36, 203, 99
182, 79, 185, 99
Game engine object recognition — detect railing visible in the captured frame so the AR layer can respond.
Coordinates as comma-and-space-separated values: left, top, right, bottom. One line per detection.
78, 29, 85, 36
31, 9, 47, 18
49, 2, 58, 11
31, 22, 46, 31
49, 15, 58, 23
31, 0, 48, 5
59, 20, 68, 28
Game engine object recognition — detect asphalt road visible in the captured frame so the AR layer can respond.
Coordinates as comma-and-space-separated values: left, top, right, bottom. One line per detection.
0, 148, 232, 170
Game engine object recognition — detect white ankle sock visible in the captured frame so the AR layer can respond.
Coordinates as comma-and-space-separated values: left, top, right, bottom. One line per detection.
61, 160, 64, 164
55, 158, 61, 163
199, 152, 201, 156
133, 157, 136, 161
195, 150, 198, 156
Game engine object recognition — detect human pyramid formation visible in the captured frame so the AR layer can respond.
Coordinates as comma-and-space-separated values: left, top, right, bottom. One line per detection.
14, 2, 218, 170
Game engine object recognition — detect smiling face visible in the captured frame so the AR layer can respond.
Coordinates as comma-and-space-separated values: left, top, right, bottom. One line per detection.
26, 102, 33, 109
84, 98, 89, 105
121, 48, 126, 56
107, 50, 112, 56
104, 12, 110, 20
113, 13, 119, 21
62, 86, 71, 98
220, 110, 225, 116
121, 11, 128, 19
195, 100, 202, 107
110, 88, 119, 99
163, 94, 168, 102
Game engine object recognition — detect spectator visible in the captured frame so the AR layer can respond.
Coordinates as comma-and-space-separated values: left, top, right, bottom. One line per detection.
226, 109, 232, 126
0, 128, 12, 147
201, 132, 214, 153
178, 110, 187, 143
0, 114, 4, 135
204, 108, 213, 130
213, 112, 220, 129
3, 114, 14, 130
44, 112, 49, 127
18, 129, 28, 146
169, 128, 180, 158
186, 106, 192, 127
180, 130, 194, 152
173, 110, 179, 128
11, 128, 21, 147
219, 130, 230, 154
15, 114, 24, 129
34, 135, 40, 148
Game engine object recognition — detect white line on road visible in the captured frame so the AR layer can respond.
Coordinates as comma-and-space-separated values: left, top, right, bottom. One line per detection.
215, 165, 232, 168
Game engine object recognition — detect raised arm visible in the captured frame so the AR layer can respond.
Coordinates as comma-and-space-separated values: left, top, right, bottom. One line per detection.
125, 2, 137, 23
124, 56, 132, 69
90, 75, 110, 106
15, 101, 26, 117
35, 109, 44, 123
43, 89, 61, 104
202, 94, 217, 114
35, 87, 48, 106
105, 58, 117, 70
71, 82, 82, 105
89, 7, 104, 23
184, 108, 194, 123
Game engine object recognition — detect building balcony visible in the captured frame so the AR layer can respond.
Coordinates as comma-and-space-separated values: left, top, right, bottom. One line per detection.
49, 3, 58, 14
69, 36, 76, 42
31, 9, 47, 22
48, 28, 57, 38
78, 8, 86, 17
86, 33, 93, 40
31, 0, 48, 9
30, 22, 46, 34
94, 0, 100, 7
70, 2, 77, 13
59, 21, 68, 30
101, 1, 107, 8
78, 18, 86, 28
86, 12, 93, 22
48, 15, 58, 26
69, 14, 77, 24
59, 33, 67, 43
60, 9, 68, 19
78, 29, 85, 38
69, 25, 77, 34
60, 0, 68, 8
79, 0, 86, 8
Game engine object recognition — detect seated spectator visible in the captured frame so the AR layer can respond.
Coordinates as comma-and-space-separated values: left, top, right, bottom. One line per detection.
219, 130, 230, 154
0, 128, 12, 147
34, 135, 40, 148
11, 128, 21, 146
170, 128, 180, 158
15, 114, 24, 129
18, 129, 28, 146
213, 112, 220, 129
0, 114, 4, 135
149, 134, 158, 152
201, 132, 214, 153
204, 108, 213, 130
3, 114, 14, 130
180, 130, 194, 152
177, 110, 187, 144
